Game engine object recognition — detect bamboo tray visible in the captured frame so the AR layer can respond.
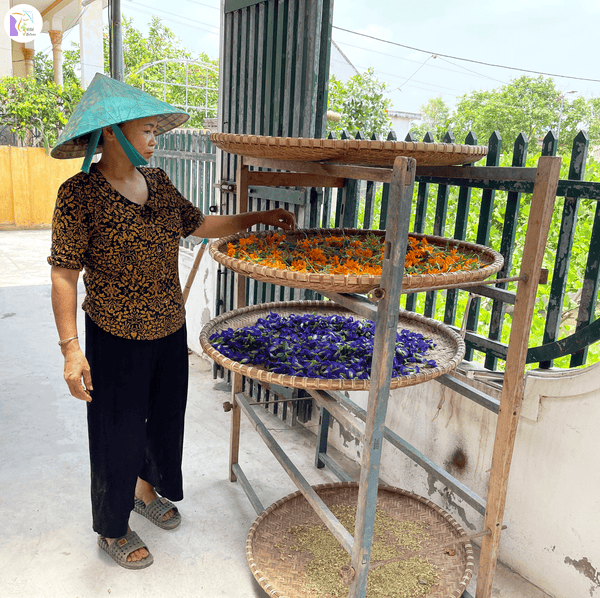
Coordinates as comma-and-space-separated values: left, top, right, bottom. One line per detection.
211, 133, 488, 167
199, 301, 465, 391
209, 229, 504, 294
247, 482, 474, 598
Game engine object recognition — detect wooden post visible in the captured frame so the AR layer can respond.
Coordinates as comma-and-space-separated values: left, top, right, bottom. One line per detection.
229, 157, 250, 482
476, 156, 561, 597
182, 241, 207, 304
348, 156, 417, 597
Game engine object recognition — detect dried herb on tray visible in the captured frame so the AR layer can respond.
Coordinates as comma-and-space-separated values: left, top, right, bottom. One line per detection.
209, 312, 436, 379
226, 232, 481, 276
280, 504, 439, 598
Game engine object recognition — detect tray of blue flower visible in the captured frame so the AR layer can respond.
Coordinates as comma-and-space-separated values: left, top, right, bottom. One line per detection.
200, 301, 465, 391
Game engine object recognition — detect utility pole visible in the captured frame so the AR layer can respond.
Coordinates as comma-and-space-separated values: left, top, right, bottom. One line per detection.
108, 0, 124, 81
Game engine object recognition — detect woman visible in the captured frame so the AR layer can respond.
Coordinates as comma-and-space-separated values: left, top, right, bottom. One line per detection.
49, 74, 295, 569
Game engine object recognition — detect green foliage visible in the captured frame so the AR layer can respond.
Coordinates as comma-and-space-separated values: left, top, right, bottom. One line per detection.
452, 76, 560, 147
104, 15, 219, 128
34, 43, 81, 87
409, 97, 450, 142
0, 76, 84, 151
327, 67, 393, 138
410, 152, 600, 370
337, 151, 600, 370
410, 76, 600, 154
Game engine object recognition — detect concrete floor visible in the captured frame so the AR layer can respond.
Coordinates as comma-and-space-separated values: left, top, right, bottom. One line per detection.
0, 229, 553, 598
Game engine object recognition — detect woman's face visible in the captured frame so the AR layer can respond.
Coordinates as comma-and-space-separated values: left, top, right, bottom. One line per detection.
119, 116, 159, 160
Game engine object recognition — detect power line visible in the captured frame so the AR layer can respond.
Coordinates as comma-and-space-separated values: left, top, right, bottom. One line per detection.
185, 0, 220, 9
334, 39, 505, 84
397, 54, 435, 91
124, 1, 220, 33
332, 53, 467, 95
332, 25, 600, 84
435, 56, 505, 85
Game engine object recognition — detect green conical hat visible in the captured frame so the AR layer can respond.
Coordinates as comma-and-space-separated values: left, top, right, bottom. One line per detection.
52, 73, 189, 171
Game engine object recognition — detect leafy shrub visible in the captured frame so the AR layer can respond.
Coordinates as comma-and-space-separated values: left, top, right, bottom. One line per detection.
0, 76, 84, 151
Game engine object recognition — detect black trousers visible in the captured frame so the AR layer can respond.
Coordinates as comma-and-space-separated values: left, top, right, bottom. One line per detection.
85, 315, 188, 538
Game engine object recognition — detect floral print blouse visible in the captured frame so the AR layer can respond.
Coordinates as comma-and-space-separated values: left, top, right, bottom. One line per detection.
48, 164, 204, 340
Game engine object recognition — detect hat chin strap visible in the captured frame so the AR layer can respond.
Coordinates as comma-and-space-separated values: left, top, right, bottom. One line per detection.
81, 129, 101, 173
112, 124, 149, 168
81, 124, 149, 173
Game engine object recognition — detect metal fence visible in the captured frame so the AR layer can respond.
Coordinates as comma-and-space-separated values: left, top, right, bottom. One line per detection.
149, 128, 218, 249
319, 128, 600, 370
151, 126, 600, 372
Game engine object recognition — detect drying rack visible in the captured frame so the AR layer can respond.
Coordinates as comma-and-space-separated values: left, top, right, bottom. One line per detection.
212, 151, 561, 598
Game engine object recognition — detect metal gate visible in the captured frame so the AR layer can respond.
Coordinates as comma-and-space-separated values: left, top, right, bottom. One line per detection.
216, 0, 334, 421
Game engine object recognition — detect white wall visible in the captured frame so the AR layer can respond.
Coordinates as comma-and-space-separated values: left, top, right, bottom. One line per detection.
10, 40, 27, 77
312, 363, 600, 598
79, 0, 104, 87
389, 116, 414, 141
178, 241, 218, 359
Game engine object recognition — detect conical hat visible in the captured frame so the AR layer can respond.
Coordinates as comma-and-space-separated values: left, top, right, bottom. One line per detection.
51, 73, 189, 160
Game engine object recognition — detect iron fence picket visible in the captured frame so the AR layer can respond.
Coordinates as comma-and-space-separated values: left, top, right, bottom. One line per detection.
444, 132, 476, 327
362, 133, 380, 230
424, 131, 454, 319
484, 133, 529, 370
464, 132, 502, 360
570, 199, 600, 367
405, 131, 433, 312
540, 131, 590, 368
378, 130, 396, 230
339, 130, 360, 229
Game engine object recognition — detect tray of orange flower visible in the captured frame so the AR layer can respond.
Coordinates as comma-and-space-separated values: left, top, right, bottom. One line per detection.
209, 228, 503, 294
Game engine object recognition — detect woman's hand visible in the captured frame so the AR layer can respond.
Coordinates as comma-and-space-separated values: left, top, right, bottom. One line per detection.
62, 343, 93, 402
51, 266, 93, 402
192, 208, 296, 238
262, 208, 296, 231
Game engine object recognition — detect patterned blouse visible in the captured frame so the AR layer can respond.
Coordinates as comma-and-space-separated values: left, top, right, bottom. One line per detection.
48, 165, 204, 340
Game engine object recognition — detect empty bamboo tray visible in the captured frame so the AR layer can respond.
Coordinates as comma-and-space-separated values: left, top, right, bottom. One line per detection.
247, 482, 474, 598
210, 133, 488, 167
199, 301, 465, 391
209, 229, 504, 294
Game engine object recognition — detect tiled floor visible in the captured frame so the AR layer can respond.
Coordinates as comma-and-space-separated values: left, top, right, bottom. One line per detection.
0, 230, 552, 598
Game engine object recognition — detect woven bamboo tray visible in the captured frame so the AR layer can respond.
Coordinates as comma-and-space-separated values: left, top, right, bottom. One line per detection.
211, 133, 487, 167
247, 482, 474, 598
209, 229, 504, 294
199, 301, 464, 391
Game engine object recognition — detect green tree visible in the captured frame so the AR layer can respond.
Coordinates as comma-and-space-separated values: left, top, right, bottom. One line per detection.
410, 76, 600, 153
104, 15, 219, 128
0, 76, 84, 150
34, 43, 81, 87
327, 67, 392, 138
409, 97, 450, 142
450, 76, 560, 146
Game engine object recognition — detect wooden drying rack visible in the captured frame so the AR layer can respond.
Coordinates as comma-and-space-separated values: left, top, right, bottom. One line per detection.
223, 152, 562, 598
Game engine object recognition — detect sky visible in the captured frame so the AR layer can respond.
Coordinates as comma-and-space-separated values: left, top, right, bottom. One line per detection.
45, 0, 600, 116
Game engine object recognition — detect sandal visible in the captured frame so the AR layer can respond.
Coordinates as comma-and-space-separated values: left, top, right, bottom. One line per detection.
134, 496, 181, 530
98, 530, 154, 569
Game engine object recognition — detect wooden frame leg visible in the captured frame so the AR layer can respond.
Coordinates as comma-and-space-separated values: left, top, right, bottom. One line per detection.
229, 158, 249, 483
476, 156, 561, 598
229, 371, 243, 482
348, 157, 417, 597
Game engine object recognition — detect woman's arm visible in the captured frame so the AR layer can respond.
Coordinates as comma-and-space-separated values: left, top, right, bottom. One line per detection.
191, 208, 295, 239
50, 265, 93, 402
